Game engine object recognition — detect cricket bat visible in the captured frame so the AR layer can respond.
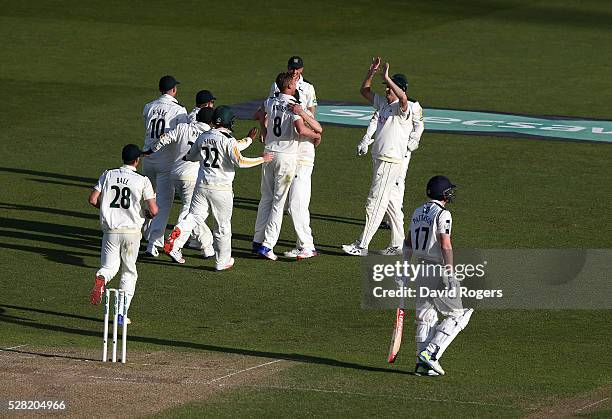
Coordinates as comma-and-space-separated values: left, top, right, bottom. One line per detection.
388, 308, 405, 363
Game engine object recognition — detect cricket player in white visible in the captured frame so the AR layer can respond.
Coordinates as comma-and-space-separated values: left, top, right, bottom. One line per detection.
343, 57, 412, 256
89, 144, 158, 325
404, 175, 473, 376
163, 106, 273, 270
284, 104, 323, 260
253, 72, 321, 260
358, 88, 425, 255
268, 55, 317, 115
187, 90, 216, 123
142, 75, 189, 257
147, 108, 216, 257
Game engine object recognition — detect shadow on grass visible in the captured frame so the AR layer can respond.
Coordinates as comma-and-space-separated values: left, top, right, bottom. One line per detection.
234, 196, 365, 227
0, 242, 96, 268
0, 305, 411, 376
0, 202, 99, 220
0, 167, 97, 184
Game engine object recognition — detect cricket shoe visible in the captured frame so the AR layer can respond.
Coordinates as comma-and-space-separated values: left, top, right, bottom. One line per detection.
377, 246, 402, 256
296, 248, 318, 260
216, 257, 235, 271
418, 350, 445, 376
252, 241, 262, 254
144, 244, 159, 258
342, 241, 368, 256
201, 245, 215, 259
283, 248, 301, 258
257, 246, 278, 261
164, 227, 182, 254
414, 362, 441, 376
90, 275, 105, 305
167, 249, 185, 264
117, 315, 131, 326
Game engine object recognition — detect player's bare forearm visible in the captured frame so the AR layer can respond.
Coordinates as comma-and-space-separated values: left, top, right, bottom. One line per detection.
290, 104, 323, 134
360, 57, 380, 103
403, 235, 414, 262
145, 199, 158, 217
88, 190, 100, 209
440, 234, 454, 273
382, 63, 408, 111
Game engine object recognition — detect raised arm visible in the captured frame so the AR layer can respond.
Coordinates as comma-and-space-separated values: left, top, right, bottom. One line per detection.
236, 127, 258, 151
360, 57, 381, 104
381, 62, 408, 112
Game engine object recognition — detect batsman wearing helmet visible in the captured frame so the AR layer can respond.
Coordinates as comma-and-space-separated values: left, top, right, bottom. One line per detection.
404, 176, 473, 376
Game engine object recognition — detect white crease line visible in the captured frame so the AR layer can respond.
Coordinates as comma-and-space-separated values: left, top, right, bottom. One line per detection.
0, 344, 28, 351
185, 359, 283, 385
239, 384, 535, 410
575, 397, 609, 412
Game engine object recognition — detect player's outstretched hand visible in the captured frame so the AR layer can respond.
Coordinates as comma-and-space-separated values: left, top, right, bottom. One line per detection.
262, 152, 274, 163
369, 56, 381, 74
381, 62, 390, 81
247, 127, 259, 140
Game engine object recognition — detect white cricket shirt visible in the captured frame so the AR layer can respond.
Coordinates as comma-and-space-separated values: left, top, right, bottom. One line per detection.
151, 121, 211, 181
408, 200, 453, 263
142, 94, 189, 166
370, 93, 411, 163
185, 127, 264, 189
263, 93, 301, 154
94, 165, 155, 232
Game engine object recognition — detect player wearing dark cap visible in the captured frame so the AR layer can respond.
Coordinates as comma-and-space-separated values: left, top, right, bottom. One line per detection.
188, 89, 216, 122
141, 75, 189, 257
89, 144, 158, 326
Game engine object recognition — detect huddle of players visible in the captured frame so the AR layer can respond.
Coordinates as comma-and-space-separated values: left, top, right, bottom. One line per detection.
89, 56, 470, 376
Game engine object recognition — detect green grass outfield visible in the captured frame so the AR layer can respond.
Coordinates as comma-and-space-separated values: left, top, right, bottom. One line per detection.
1, 0, 611, 417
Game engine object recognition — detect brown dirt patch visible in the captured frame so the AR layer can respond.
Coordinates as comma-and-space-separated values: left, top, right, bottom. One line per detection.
0, 346, 291, 417
525, 386, 610, 418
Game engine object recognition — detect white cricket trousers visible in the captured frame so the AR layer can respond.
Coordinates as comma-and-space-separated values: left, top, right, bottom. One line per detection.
253, 152, 297, 249
359, 159, 403, 249
173, 177, 213, 249
143, 159, 174, 248
287, 164, 314, 249
386, 153, 411, 248
173, 186, 234, 267
96, 231, 141, 313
